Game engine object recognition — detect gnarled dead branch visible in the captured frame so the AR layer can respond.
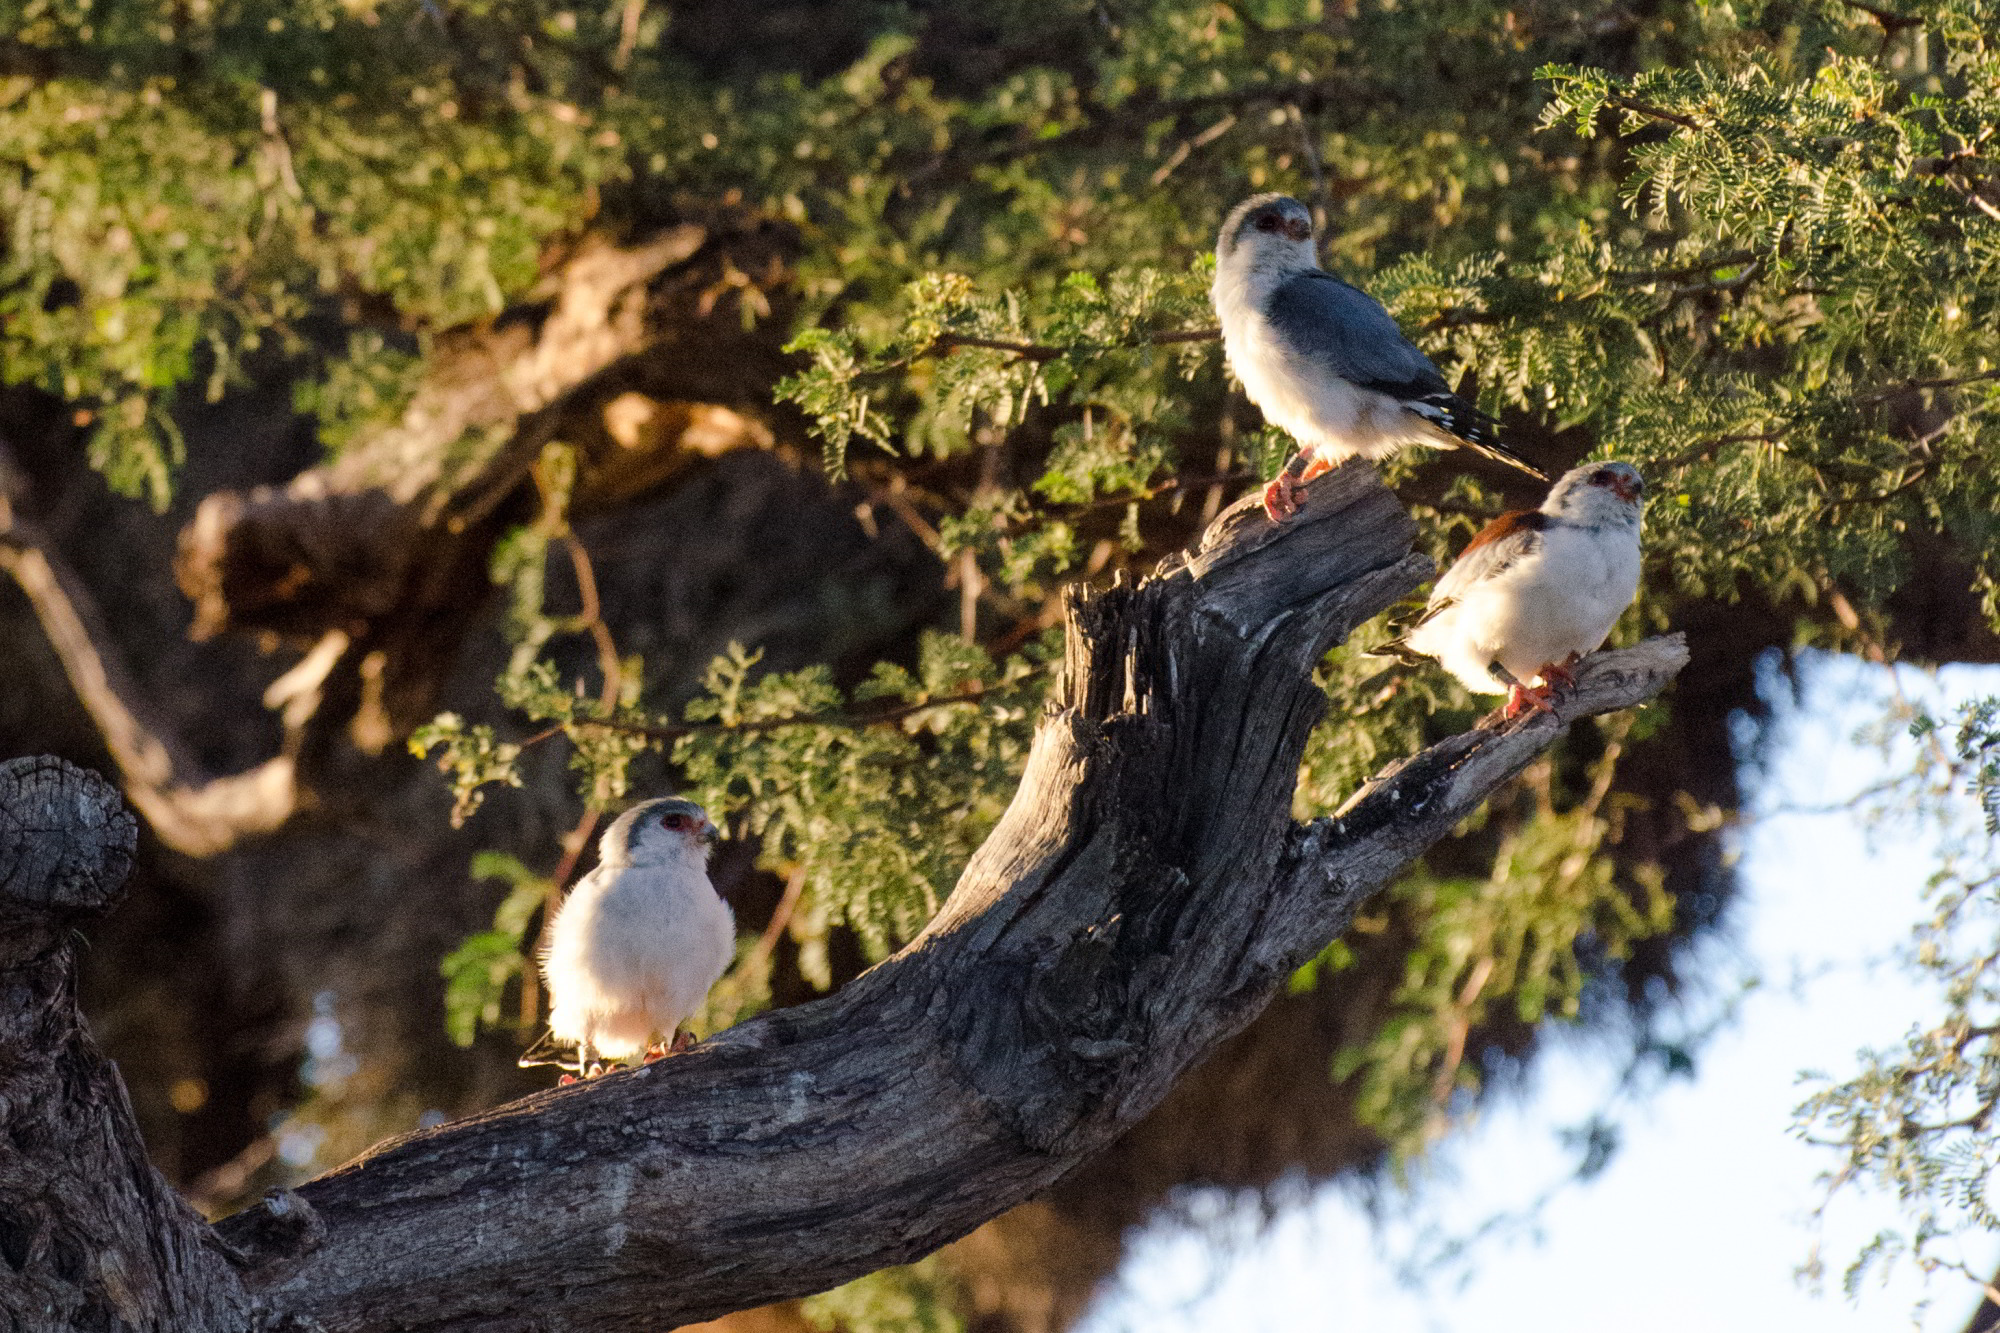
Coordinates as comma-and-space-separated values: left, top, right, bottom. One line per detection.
0, 463, 1685, 1331
0, 465, 299, 856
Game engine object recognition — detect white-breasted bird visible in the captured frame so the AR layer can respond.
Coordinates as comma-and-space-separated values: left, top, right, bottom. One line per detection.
1383, 461, 1645, 718
520, 796, 734, 1076
1211, 193, 1548, 522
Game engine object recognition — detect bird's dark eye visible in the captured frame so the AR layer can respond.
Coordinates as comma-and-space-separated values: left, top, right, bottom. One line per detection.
661, 813, 687, 831
1590, 469, 1614, 486
1255, 215, 1281, 232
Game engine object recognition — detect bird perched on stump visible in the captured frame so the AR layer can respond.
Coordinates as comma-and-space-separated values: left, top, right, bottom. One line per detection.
1211, 193, 1547, 522
520, 797, 734, 1077
1382, 461, 1646, 719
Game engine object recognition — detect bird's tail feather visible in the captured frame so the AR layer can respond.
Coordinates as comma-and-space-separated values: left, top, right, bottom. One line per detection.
1371, 637, 1431, 667
1409, 394, 1548, 481
518, 1029, 581, 1072
1454, 432, 1549, 482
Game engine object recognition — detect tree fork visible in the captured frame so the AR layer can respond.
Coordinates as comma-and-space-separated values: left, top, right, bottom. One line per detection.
0, 464, 1686, 1331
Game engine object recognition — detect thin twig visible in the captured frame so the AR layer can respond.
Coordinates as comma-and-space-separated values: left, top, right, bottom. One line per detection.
1606, 92, 1704, 132
592, 684, 1012, 742
929, 327, 1220, 364
1855, 368, 2000, 405
746, 864, 810, 975
559, 533, 622, 712
1150, 113, 1238, 187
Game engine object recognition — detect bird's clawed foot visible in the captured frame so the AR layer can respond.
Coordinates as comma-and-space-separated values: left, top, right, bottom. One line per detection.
642, 1030, 696, 1062
1500, 654, 1586, 721
1502, 682, 1557, 720
1261, 453, 1333, 523
1540, 652, 1582, 693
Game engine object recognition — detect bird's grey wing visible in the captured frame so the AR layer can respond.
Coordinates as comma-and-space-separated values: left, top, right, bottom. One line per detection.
1265, 273, 1549, 481
1429, 511, 1549, 606
1264, 271, 1451, 399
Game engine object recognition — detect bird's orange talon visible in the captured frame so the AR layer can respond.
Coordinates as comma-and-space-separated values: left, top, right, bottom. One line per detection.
1261, 477, 1300, 523
1503, 682, 1559, 720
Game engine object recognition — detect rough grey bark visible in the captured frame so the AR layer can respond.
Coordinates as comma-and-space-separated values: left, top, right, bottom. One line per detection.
0, 463, 1685, 1332
0, 755, 250, 1331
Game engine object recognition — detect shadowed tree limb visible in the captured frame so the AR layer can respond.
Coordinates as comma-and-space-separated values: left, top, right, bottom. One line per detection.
0, 463, 1685, 1331
0, 755, 253, 1331
0, 456, 300, 856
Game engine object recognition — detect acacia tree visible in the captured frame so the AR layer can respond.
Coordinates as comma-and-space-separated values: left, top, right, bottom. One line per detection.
0, 0, 1996, 1328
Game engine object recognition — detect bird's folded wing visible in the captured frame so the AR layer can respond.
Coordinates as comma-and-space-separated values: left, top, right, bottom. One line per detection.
1429, 510, 1547, 604
1264, 270, 1452, 400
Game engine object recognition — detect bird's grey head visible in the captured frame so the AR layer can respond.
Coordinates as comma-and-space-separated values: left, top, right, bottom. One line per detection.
1545, 460, 1645, 524
1216, 194, 1317, 271
600, 796, 718, 867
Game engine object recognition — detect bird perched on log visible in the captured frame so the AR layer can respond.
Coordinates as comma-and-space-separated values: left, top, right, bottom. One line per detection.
520, 797, 734, 1077
1211, 193, 1547, 522
1381, 461, 1646, 719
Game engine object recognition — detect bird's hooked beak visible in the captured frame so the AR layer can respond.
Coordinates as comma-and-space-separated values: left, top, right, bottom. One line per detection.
1614, 474, 1644, 504
697, 818, 720, 846
1283, 215, 1312, 243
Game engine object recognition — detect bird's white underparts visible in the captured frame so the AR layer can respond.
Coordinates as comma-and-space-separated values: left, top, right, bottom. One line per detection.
1211, 193, 1548, 522
1387, 461, 1646, 719
524, 796, 735, 1077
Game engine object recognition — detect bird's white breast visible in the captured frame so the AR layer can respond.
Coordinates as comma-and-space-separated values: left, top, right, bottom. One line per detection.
1213, 260, 1434, 461
543, 854, 735, 1058
1408, 523, 1640, 696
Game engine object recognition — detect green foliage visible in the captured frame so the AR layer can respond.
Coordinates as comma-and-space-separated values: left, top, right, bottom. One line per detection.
1319, 716, 1676, 1154
407, 713, 522, 825
1795, 687, 2000, 1299
673, 634, 1047, 967
801, 1257, 965, 1333
32, 0, 2000, 1285
439, 852, 551, 1048
0, 0, 645, 505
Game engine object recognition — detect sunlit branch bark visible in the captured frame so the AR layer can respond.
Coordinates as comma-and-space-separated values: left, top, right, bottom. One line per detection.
0, 464, 1685, 1331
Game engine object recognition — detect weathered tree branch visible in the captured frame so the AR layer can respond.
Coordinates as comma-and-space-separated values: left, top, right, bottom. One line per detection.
0, 459, 299, 856
0, 219, 792, 860
1, 463, 1685, 1331
172, 220, 776, 649
0, 756, 251, 1330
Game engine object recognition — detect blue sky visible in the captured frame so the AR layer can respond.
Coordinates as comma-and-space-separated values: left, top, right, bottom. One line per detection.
1079, 655, 2000, 1333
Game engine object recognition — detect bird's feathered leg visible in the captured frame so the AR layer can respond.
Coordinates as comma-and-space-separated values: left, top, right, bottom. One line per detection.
1262, 450, 1334, 523
1486, 660, 1556, 722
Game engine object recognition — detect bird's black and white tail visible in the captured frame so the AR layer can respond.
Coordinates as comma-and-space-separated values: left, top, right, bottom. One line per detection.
1408, 394, 1548, 481
518, 1029, 582, 1072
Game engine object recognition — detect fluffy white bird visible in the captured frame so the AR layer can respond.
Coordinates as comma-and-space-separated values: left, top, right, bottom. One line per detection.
1385, 461, 1645, 718
521, 796, 734, 1075
1212, 193, 1547, 521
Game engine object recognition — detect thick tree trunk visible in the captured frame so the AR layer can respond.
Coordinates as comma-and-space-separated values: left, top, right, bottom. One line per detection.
0, 464, 1684, 1331
0, 756, 250, 1331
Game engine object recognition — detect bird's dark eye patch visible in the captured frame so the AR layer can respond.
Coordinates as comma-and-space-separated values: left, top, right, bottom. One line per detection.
1590, 469, 1614, 485
1254, 215, 1281, 232
661, 813, 687, 831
